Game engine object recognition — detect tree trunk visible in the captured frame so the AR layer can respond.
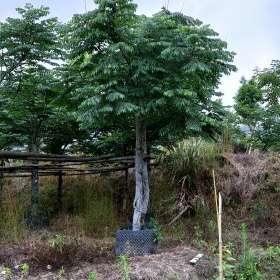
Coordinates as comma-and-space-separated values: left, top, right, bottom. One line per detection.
31, 166, 39, 217
133, 114, 149, 231
0, 159, 4, 209
57, 170, 63, 211
31, 143, 39, 217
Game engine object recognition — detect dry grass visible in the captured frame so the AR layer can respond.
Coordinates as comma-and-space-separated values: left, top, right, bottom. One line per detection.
0, 150, 280, 279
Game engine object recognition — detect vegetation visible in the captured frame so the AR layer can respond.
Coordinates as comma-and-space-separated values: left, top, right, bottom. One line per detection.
0, 0, 279, 279
117, 254, 132, 280
0, 142, 279, 279
234, 61, 280, 152
66, 0, 236, 230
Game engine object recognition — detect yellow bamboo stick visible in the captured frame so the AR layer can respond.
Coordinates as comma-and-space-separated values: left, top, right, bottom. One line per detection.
218, 193, 223, 280
213, 169, 219, 224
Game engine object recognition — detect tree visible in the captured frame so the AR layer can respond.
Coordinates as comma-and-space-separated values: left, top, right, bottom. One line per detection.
67, 0, 236, 230
0, 4, 62, 151
0, 4, 91, 155
233, 61, 280, 151
234, 77, 263, 152
0, 4, 82, 219
255, 61, 280, 150
0, 3, 62, 86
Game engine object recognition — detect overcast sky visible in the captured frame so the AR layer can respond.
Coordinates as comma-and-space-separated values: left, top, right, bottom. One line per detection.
1, 0, 280, 106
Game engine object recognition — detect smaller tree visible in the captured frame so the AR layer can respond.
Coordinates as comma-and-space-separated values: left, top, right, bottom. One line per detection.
234, 77, 263, 152
255, 61, 280, 150
0, 3, 62, 85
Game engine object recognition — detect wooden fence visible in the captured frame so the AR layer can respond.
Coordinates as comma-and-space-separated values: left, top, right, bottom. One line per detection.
0, 150, 155, 217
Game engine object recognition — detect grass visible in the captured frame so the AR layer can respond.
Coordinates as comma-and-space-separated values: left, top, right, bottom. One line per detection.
0, 147, 279, 279
0, 189, 28, 243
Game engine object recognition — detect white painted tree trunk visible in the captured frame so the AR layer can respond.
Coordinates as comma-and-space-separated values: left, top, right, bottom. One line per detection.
133, 114, 149, 231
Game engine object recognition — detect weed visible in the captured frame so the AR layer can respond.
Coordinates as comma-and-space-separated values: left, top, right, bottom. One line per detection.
207, 219, 216, 240
49, 234, 73, 253
215, 245, 236, 279
209, 241, 218, 255
225, 241, 235, 256
266, 242, 280, 265
49, 235, 64, 253
117, 254, 131, 280
191, 225, 207, 249
1, 267, 13, 278
148, 217, 163, 243
163, 138, 220, 189
250, 201, 269, 222
20, 263, 29, 278
88, 271, 97, 280
38, 186, 58, 215
236, 224, 261, 280
0, 190, 28, 243
100, 245, 109, 253
58, 266, 66, 276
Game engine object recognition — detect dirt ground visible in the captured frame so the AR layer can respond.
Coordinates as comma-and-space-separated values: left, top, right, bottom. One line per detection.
0, 236, 215, 280
0, 218, 279, 280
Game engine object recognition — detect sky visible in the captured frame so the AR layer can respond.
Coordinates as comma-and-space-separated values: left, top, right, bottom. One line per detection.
1, 0, 280, 107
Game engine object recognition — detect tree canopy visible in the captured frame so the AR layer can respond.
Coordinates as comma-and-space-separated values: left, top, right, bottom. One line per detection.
0, 4, 91, 154
233, 61, 280, 151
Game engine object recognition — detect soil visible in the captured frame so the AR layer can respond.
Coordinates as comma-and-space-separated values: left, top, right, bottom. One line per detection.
0, 237, 215, 280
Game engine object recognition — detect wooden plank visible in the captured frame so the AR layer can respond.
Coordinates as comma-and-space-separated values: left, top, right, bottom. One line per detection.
0, 151, 115, 161
189, 253, 204, 265
0, 151, 155, 162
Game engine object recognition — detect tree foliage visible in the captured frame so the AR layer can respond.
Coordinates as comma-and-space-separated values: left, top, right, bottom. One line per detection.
234, 61, 280, 151
255, 61, 280, 150
0, 4, 62, 85
0, 4, 90, 154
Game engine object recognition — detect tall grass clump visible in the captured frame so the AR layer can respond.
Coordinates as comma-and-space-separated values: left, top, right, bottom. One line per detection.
157, 138, 221, 228
62, 175, 119, 237
164, 138, 220, 179
84, 194, 118, 237
163, 138, 221, 193
0, 189, 28, 243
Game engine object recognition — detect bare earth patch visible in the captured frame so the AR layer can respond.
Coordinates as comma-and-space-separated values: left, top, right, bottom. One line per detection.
0, 238, 215, 280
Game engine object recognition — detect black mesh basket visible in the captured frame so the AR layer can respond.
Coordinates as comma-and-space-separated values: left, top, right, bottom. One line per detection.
115, 229, 158, 256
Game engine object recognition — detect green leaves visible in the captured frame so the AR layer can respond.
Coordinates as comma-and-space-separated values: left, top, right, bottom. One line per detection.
0, 3, 62, 85
234, 62, 280, 151
67, 1, 236, 149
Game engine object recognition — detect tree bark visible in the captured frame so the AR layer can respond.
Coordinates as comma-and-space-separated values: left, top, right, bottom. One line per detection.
57, 170, 63, 211
31, 166, 39, 217
133, 114, 149, 231
0, 159, 4, 209
31, 143, 39, 217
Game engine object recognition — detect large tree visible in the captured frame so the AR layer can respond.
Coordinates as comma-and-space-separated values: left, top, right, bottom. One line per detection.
0, 4, 91, 154
0, 4, 91, 218
67, 0, 236, 230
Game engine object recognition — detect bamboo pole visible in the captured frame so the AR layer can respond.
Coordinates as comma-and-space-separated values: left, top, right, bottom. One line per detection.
213, 169, 219, 224
218, 193, 223, 280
